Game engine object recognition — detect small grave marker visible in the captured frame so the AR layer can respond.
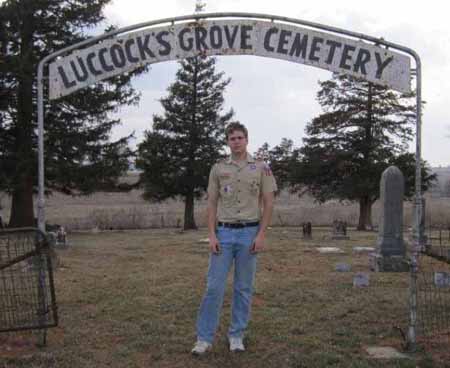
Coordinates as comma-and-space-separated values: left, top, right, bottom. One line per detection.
353, 246, 375, 253
332, 220, 349, 240
366, 346, 410, 359
335, 263, 351, 272
434, 272, 450, 288
317, 247, 345, 254
353, 272, 370, 287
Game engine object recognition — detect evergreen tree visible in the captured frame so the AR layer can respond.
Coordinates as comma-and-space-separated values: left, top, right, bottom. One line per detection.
136, 56, 233, 230
254, 139, 301, 193
0, 0, 145, 227
297, 74, 435, 230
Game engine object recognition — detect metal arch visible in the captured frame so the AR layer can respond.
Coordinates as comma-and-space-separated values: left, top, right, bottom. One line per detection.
36, 13, 422, 346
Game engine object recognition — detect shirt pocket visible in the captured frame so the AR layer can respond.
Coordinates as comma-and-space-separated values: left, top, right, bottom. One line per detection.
246, 172, 261, 196
219, 177, 235, 206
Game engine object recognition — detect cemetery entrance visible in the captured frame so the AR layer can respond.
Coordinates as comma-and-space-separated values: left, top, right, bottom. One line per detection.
33, 12, 426, 350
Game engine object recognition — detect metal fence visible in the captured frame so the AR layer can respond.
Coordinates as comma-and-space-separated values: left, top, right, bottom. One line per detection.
0, 228, 58, 345
414, 227, 450, 355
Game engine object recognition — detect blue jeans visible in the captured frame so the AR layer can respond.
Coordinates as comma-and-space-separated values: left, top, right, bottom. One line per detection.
196, 225, 259, 344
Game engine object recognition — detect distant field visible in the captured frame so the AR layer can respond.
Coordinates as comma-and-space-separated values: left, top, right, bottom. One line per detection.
1, 171, 450, 231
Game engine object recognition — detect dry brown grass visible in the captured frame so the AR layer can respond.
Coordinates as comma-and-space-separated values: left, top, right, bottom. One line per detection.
1, 188, 450, 231
1, 227, 448, 367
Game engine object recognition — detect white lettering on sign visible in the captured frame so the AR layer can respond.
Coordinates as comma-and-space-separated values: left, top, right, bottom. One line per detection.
49, 20, 411, 99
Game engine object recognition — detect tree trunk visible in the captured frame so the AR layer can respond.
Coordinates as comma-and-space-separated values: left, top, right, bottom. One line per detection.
356, 83, 375, 232
9, 3, 35, 228
184, 192, 197, 230
9, 174, 35, 227
183, 58, 199, 231
357, 196, 373, 231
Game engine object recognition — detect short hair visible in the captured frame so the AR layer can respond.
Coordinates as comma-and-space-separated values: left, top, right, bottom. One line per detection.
225, 122, 248, 140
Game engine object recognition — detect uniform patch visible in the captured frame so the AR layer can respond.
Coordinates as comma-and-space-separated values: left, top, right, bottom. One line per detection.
249, 164, 257, 170
250, 180, 260, 194
220, 172, 232, 178
263, 164, 273, 176
224, 184, 232, 193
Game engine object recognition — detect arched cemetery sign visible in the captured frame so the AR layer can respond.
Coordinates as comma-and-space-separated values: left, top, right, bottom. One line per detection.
49, 19, 411, 99
38, 13, 423, 247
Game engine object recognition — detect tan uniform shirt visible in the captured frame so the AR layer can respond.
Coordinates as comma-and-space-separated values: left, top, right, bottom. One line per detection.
207, 154, 278, 222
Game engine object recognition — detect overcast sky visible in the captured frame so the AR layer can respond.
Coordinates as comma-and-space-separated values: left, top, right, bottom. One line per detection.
101, 1, 450, 166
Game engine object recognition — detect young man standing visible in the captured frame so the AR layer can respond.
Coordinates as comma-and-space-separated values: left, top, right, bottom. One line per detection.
192, 122, 277, 355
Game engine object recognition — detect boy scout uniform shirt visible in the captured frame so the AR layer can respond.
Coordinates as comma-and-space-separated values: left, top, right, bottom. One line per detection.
207, 154, 278, 222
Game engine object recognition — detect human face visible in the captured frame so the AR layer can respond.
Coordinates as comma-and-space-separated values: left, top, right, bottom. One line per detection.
227, 130, 248, 156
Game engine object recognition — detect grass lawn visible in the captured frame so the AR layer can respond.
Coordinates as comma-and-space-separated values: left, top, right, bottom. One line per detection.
0, 227, 447, 367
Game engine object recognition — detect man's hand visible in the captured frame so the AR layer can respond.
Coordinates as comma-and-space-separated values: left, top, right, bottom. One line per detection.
251, 233, 265, 253
209, 234, 221, 254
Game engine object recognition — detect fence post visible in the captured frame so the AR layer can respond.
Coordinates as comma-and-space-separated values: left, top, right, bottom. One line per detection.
407, 254, 418, 351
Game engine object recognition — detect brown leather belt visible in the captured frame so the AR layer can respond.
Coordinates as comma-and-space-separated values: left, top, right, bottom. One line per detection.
217, 221, 259, 228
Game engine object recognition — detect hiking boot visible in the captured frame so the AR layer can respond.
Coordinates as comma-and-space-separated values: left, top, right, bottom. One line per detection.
228, 336, 245, 352
191, 340, 212, 355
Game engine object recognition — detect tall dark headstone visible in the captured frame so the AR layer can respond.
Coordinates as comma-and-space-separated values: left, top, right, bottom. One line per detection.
332, 220, 349, 240
302, 222, 312, 239
371, 166, 409, 272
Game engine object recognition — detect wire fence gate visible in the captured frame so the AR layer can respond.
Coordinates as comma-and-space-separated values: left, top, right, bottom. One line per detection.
412, 226, 450, 357
0, 228, 58, 346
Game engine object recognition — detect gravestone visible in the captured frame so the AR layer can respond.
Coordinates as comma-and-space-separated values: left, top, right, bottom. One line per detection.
353, 272, 370, 287
56, 226, 67, 247
332, 220, 349, 240
353, 246, 375, 253
302, 222, 312, 239
366, 346, 410, 359
317, 247, 344, 254
434, 272, 450, 288
371, 166, 409, 272
335, 263, 351, 272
